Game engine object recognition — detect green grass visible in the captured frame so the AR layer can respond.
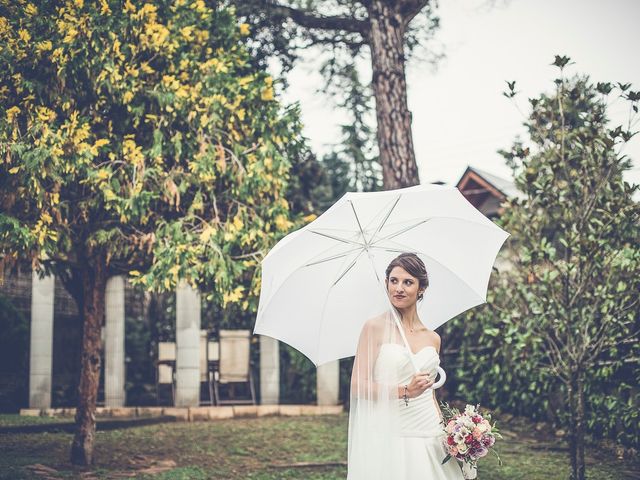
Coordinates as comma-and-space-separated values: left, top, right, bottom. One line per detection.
0, 414, 71, 426
0, 413, 637, 479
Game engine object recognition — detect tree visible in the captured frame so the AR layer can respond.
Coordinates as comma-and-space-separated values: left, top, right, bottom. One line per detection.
0, 0, 302, 465
318, 64, 382, 209
497, 57, 640, 480
232, 0, 442, 189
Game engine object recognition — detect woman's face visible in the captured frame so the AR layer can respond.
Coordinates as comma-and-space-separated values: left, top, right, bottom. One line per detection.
386, 266, 422, 309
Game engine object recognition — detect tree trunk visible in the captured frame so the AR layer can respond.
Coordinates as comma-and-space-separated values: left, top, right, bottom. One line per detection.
574, 372, 586, 480
568, 371, 586, 480
368, 1, 420, 189
70, 256, 107, 466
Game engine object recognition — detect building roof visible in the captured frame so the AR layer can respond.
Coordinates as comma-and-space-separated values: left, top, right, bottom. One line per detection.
455, 165, 523, 218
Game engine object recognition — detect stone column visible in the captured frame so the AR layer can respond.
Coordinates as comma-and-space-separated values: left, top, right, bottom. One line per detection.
259, 336, 280, 404
316, 360, 340, 406
105, 275, 126, 407
175, 281, 201, 407
29, 269, 55, 409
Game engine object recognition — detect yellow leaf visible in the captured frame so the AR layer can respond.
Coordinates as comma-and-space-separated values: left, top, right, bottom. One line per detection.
261, 87, 274, 101
6, 106, 20, 122
97, 169, 110, 180
169, 264, 180, 279
129, 270, 141, 276
18, 29, 31, 43
274, 214, 292, 232
8, 166, 19, 174
104, 189, 117, 201
200, 225, 214, 242
99, 0, 111, 14
239, 23, 250, 36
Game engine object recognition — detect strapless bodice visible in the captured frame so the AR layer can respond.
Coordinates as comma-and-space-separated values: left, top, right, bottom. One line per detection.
374, 343, 443, 437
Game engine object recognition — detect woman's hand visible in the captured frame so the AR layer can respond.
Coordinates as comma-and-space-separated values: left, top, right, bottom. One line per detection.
406, 372, 434, 398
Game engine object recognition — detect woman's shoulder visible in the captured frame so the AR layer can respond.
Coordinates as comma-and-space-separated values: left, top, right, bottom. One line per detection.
361, 311, 391, 331
426, 330, 441, 351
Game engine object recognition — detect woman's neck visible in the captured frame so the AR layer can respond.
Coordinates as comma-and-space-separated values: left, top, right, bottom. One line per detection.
397, 306, 419, 328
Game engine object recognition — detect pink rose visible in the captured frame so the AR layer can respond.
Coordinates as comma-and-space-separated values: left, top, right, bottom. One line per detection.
472, 427, 482, 439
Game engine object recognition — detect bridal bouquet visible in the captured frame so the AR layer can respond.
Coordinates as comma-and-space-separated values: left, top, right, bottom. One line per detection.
440, 403, 502, 479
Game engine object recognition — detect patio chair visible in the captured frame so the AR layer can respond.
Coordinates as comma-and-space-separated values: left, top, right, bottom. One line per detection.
212, 329, 256, 405
156, 341, 176, 405
199, 330, 216, 406
207, 340, 220, 405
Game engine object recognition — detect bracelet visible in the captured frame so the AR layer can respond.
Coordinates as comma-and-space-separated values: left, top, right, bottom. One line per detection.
403, 385, 409, 406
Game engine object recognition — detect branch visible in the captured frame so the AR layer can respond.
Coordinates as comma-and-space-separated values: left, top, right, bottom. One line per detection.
260, 1, 370, 35
399, 0, 430, 27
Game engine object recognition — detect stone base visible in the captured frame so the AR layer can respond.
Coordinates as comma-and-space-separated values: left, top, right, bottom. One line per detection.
19, 405, 343, 421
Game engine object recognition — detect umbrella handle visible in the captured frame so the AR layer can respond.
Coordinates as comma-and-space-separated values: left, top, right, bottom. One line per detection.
432, 366, 446, 389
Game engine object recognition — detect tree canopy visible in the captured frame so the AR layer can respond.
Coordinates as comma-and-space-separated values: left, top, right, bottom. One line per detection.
0, 0, 305, 464
445, 57, 640, 480
0, 0, 304, 307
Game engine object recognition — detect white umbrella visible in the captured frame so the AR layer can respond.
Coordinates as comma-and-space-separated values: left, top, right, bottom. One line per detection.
254, 183, 510, 369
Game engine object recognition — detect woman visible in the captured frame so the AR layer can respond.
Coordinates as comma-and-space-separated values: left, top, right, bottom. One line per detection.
347, 252, 464, 480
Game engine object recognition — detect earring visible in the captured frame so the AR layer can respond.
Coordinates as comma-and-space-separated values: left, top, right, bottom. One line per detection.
418, 291, 424, 301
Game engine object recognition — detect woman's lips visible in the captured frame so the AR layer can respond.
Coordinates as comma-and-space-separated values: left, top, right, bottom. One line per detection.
394, 295, 406, 299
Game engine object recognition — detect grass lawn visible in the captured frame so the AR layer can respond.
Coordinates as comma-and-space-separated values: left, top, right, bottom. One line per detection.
0, 413, 638, 479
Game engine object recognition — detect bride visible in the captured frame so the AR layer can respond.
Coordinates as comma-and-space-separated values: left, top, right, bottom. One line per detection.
347, 253, 464, 480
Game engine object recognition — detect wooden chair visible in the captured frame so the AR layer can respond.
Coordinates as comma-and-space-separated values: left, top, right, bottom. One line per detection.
212, 330, 256, 405
207, 340, 220, 405
156, 342, 176, 405
199, 330, 216, 406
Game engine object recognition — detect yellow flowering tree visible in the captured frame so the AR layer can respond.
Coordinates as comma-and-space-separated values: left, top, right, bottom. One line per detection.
0, 0, 302, 465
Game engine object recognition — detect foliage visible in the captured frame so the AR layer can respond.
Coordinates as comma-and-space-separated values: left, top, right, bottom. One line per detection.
320, 64, 382, 205
232, 0, 442, 81
0, 0, 303, 311
231, 0, 443, 189
444, 57, 640, 454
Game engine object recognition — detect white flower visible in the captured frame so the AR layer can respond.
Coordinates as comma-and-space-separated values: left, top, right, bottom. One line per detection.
454, 432, 466, 444
464, 405, 476, 416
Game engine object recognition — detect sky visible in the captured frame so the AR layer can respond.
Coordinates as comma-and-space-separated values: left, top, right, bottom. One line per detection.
277, 0, 640, 188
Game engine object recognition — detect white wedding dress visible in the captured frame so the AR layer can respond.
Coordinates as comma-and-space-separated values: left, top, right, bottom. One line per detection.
347, 313, 464, 480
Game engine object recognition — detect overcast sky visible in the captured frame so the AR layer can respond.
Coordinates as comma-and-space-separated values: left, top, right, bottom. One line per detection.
278, 0, 640, 188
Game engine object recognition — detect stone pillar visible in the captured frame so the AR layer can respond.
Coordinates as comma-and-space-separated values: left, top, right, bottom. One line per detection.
316, 360, 340, 406
105, 275, 126, 407
29, 269, 55, 409
175, 281, 201, 407
259, 336, 280, 404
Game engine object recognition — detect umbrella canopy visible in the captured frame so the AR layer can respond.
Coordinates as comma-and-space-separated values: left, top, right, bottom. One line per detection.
254, 184, 510, 366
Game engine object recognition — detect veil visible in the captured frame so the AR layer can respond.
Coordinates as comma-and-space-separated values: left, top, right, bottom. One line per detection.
347, 309, 407, 479
347, 308, 448, 479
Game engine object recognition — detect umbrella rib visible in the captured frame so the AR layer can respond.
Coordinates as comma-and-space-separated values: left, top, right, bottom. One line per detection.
348, 200, 368, 244
332, 249, 365, 287
371, 219, 431, 245
370, 195, 402, 243
305, 246, 364, 267
308, 229, 364, 247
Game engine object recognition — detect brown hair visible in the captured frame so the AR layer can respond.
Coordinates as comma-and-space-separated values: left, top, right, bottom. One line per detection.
385, 253, 429, 300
